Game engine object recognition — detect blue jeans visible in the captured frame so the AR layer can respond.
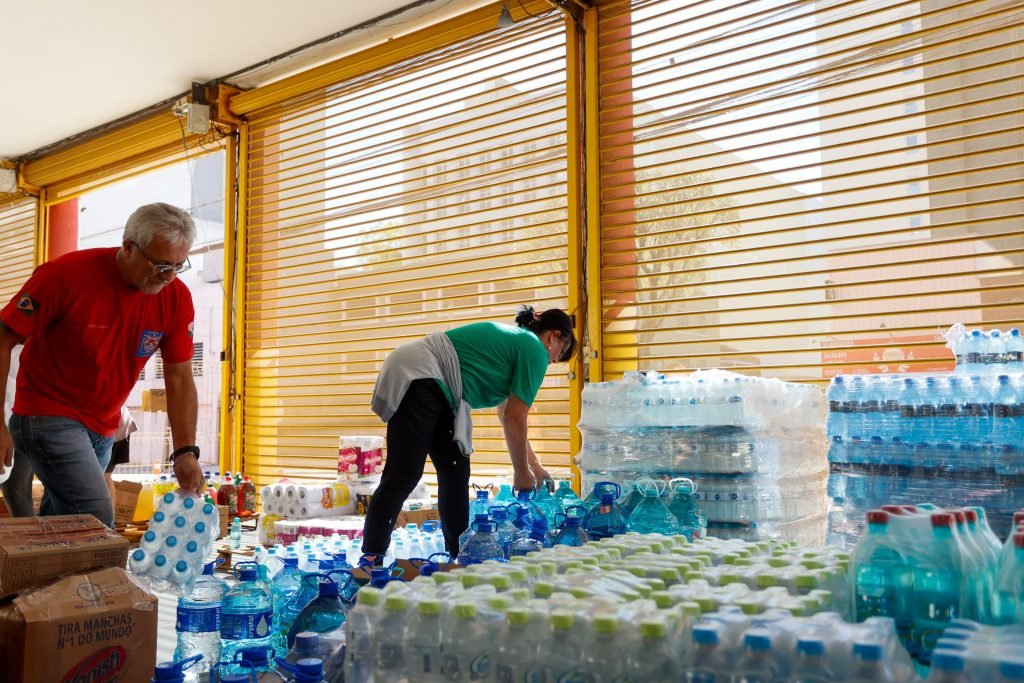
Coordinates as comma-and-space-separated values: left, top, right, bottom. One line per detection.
9, 414, 114, 527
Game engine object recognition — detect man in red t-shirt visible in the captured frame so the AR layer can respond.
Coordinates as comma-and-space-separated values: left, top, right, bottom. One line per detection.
0, 203, 204, 527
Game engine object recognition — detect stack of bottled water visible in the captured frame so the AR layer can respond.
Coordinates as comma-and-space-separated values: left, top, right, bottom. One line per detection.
342, 532, 927, 683
850, 503, 1024, 667
826, 370, 1024, 546
928, 620, 1024, 681
579, 369, 828, 544
129, 490, 221, 595
945, 325, 1024, 375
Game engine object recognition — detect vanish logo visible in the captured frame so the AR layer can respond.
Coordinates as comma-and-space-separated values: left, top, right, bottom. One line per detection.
62, 646, 126, 683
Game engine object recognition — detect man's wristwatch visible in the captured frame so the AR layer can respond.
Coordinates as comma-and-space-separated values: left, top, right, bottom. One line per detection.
170, 445, 200, 463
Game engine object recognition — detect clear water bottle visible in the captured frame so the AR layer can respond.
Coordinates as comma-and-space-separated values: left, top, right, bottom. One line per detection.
495, 608, 539, 683
457, 513, 492, 553
441, 603, 493, 681
538, 611, 583, 683
344, 588, 382, 683
667, 478, 707, 542
173, 562, 228, 679
993, 375, 1019, 448
581, 615, 629, 682
789, 637, 835, 682
405, 598, 444, 682
685, 623, 726, 683
731, 628, 780, 683
219, 563, 274, 665
489, 506, 518, 557
827, 376, 848, 446
626, 479, 680, 535
988, 330, 1008, 373
626, 618, 679, 682
470, 489, 493, 519
929, 650, 975, 683
964, 330, 986, 374
852, 510, 912, 649
372, 594, 410, 681
1006, 328, 1024, 373
553, 479, 582, 507
507, 523, 550, 557
847, 640, 895, 683
912, 513, 963, 661
582, 491, 628, 540
457, 520, 504, 564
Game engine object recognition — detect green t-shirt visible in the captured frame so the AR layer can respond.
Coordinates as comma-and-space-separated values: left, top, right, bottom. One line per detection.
443, 322, 549, 409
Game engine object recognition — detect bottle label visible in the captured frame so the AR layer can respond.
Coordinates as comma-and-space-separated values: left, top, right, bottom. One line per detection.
220, 609, 272, 640
469, 653, 491, 680
377, 643, 404, 669
176, 605, 220, 633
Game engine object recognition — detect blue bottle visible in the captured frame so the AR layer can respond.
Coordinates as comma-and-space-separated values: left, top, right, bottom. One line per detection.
582, 491, 628, 540
851, 510, 913, 652
510, 489, 546, 533
532, 482, 565, 529
228, 646, 287, 680
151, 655, 202, 683
469, 488, 493, 519
899, 378, 923, 446
174, 562, 227, 676
667, 478, 708, 541
219, 563, 274, 664
827, 375, 848, 446
993, 375, 1019, 448
270, 555, 304, 656
580, 481, 621, 514
791, 638, 835, 682
626, 479, 680, 535
275, 657, 328, 683
287, 572, 352, 650
493, 483, 516, 505
553, 479, 581, 507
617, 479, 644, 519
551, 506, 590, 547
912, 513, 964, 661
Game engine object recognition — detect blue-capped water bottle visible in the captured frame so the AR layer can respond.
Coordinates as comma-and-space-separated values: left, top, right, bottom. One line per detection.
582, 490, 628, 540
286, 572, 352, 649
667, 477, 708, 541
270, 554, 304, 656
173, 561, 227, 679
551, 505, 590, 547
219, 562, 274, 664
275, 657, 328, 683
457, 519, 504, 564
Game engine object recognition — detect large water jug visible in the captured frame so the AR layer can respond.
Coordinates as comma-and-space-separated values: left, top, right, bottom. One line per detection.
469, 487, 493, 519
553, 479, 582, 507
551, 505, 590, 547
618, 479, 645, 519
532, 481, 564, 528
627, 479, 680, 535
582, 491, 628, 540
457, 513, 492, 551
457, 520, 504, 564
667, 477, 707, 541
509, 489, 547, 534
286, 572, 353, 650
270, 555, 304, 656
489, 506, 518, 557
581, 481, 621, 513
493, 482, 516, 505
219, 563, 273, 665
507, 523, 551, 556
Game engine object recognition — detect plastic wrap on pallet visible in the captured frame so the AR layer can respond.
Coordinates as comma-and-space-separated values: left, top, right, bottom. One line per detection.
578, 370, 828, 544
825, 368, 1024, 547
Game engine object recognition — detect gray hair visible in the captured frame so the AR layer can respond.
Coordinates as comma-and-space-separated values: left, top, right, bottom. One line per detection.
122, 203, 196, 248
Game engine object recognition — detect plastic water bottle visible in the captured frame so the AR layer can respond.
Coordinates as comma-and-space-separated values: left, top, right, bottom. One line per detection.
965, 376, 992, 445
732, 628, 780, 683
995, 533, 1024, 624
344, 588, 382, 683
539, 611, 583, 683
851, 510, 912, 647
372, 594, 409, 681
457, 520, 504, 564
993, 375, 1019, 447
553, 479, 582, 507
270, 556, 304, 655
470, 489, 493, 519
846, 375, 866, 442
151, 655, 202, 683
789, 637, 835, 682
551, 508, 590, 547
626, 618, 679, 682
458, 513, 492, 553
1006, 328, 1024, 373
988, 330, 1008, 373
287, 573, 351, 649
489, 506, 518, 557
582, 491, 628, 540
507, 523, 550, 557
827, 376, 847, 446
581, 614, 629, 682
441, 602, 492, 681
964, 330, 985, 374
173, 562, 228, 679
929, 650, 975, 683
913, 513, 963, 660
495, 608, 540, 683
845, 640, 895, 683
626, 479, 680, 535
493, 482, 516, 505
230, 517, 242, 550
219, 564, 274, 665
898, 378, 922, 445
405, 598, 444, 682
227, 646, 287, 680
274, 657, 328, 683
668, 478, 708, 541
685, 623, 726, 682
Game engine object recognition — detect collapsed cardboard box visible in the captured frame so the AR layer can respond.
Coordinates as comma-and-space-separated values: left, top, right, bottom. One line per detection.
113, 480, 142, 529
0, 515, 129, 599
0, 567, 158, 683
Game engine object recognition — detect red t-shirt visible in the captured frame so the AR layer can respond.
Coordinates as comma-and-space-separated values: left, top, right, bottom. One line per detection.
0, 247, 194, 436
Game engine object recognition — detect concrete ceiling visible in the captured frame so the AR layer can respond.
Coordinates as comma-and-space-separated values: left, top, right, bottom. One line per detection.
0, 0, 480, 160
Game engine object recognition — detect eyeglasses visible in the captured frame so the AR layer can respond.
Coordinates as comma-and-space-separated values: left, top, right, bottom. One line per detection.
130, 241, 191, 275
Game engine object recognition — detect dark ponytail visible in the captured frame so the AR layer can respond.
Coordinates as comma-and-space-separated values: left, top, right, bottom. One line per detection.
514, 305, 578, 363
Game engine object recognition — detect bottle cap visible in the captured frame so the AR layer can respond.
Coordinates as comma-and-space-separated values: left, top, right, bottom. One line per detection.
796, 638, 825, 656
866, 510, 889, 524
593, 615, 618, 634
999, 658, 1024, 680
550, 612, 573, 630
932, 651, 966, 671
744, 629, 772, 651
853, 641, 883, 661
384, 594, 408, 611
132, 549, 146, 562
356, 588, 382, 605
506, 608, 530, 627
453, 603, 477, 619
1014, 533, 1024, 548
417, 599, 442, 615
930, 513, 953, 528
692, 624, 719, 645
640, 619, 667, 639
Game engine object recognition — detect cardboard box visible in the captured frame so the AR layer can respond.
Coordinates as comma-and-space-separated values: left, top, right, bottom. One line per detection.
216, 504, 229, 539
395, 505, 440, 529
0, 515, 129, 599
0, 567, 158, 683
141, 388, 167, 412
112, 480, 142, 529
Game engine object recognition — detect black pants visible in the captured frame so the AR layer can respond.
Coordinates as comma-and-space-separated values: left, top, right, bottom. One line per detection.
361, 379, 470, 558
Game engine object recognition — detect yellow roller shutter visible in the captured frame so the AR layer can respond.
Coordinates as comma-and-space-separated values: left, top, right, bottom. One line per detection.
0, 196, 38, 306
596, 0, 1024, 382
242, 10, 571, 488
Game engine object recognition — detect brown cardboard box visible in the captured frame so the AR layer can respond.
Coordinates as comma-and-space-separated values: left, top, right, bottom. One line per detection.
0, 567, 158, 683
0, 515, 129, 599
112, 480, 142, 529
395, 506, 440, 529
141, 388, 167, 412
216, 504, 229, 539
